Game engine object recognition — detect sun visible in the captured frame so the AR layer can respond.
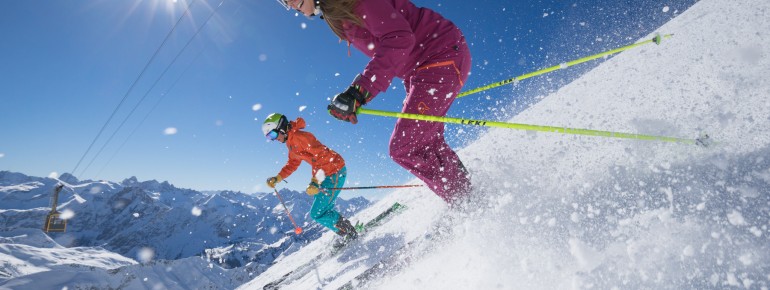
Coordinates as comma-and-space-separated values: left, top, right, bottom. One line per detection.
133, 0, 196, 20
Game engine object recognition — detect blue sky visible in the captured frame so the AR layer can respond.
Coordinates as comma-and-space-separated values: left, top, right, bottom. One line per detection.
0, 0, 695, 199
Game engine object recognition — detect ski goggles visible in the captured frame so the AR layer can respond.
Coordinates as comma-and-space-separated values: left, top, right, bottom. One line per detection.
265, 129, 280, 141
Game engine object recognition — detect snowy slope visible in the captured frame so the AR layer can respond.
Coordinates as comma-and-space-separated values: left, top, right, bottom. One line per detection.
240, 0, 770, 289
0, 229, 136, 282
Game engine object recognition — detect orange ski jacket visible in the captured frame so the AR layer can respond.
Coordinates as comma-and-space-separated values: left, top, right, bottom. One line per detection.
278, 118, 345, 180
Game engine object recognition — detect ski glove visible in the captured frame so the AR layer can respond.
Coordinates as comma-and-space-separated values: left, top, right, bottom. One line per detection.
266, 175, 282, 188
306, 178, 320, 196
328, 84, 371, 125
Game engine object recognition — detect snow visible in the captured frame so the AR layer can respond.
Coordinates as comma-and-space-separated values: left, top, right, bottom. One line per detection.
163, 127, 178, 135
191, 206, 202, 216
3, 0, 770, 288
240, 0, 770, 289
0, 229, 137, 281
0, 173, 368, 288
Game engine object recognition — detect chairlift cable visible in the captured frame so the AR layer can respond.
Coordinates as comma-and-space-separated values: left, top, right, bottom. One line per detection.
94, 46, 208, 178
78, 1, 225, 177
69, 0, 199, 176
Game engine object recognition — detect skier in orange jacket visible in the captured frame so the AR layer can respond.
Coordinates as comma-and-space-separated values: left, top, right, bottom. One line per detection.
262, 113, 357, 241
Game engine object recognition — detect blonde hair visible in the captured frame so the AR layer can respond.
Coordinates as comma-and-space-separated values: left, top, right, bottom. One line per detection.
319, 0, 363, 40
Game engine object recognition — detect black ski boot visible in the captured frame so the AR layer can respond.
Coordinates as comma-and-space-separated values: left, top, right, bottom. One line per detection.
332, 216, 358, 250
335, 216, 358, 239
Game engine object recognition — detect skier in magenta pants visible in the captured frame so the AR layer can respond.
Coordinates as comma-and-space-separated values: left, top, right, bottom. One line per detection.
277, 0, 472, 206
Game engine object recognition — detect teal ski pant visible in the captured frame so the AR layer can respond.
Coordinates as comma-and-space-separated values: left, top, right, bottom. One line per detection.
310, 167, 346, 233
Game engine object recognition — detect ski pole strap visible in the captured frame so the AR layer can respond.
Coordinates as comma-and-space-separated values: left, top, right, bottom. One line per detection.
457, 34, 674, 98
358, 107, 704, 145
322, 185, 423, 190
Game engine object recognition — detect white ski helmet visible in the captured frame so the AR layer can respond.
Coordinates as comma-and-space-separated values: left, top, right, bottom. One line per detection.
262, 113, 289, 137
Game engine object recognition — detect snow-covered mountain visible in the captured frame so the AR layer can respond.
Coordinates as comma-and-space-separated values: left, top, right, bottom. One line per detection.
0, 171, 369, 288
238, 0, 770, 289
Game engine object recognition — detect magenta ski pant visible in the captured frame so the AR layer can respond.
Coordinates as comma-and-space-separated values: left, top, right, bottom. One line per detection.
389, 40, 472, 204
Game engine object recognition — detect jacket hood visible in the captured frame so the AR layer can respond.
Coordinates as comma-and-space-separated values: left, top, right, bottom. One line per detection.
289, 117, 306, 132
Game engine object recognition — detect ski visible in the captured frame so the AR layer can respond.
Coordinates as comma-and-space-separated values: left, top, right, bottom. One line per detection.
330, 202, 406, 254
262, 202, 406, 290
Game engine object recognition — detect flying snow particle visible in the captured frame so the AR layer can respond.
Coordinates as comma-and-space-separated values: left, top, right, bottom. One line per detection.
315, 169, 326, 182
570, 212, 580, 223
568, 238, 601, 271
89, 186, 102, 194
191, 206, 202, 217
48, 172, 59, 178
367, 43, 375, 50
60, 209, 75, 220
163, 127, 178, 135
427, 88, 437, 95
215, 120, 224, 126
543, 13, 549, 17
252, 103, 263, 111
727, 210, 747, 226
370, 75, 377, 83
334, 73, 340, 77
259, 54, 268, 62
301, 23, 307, 29
0, 153, 4, 158
299, 106, 307, 112
682, 245, 694, 257
137, 247, 155, 263
662, 6, 670, 12
133, 213, 140, 218
739, 253, 754, 265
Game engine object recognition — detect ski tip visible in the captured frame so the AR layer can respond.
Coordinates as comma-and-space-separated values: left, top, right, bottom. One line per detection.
695, 133, 713, 147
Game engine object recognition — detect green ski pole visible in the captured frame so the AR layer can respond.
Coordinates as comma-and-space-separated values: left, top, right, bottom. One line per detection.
457, 34, 673, 98
322, 185, 423, 190
358, 107, 709, 146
